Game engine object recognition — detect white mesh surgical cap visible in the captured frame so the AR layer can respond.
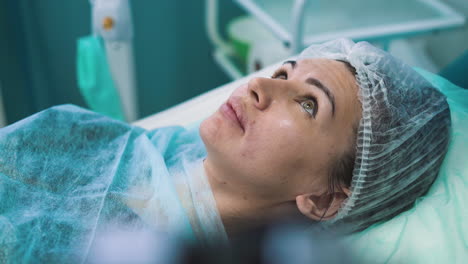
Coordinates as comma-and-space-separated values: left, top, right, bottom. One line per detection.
298, 39, 451, 233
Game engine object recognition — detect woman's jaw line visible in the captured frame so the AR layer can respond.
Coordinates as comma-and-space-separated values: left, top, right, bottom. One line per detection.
202, 158, 303, 236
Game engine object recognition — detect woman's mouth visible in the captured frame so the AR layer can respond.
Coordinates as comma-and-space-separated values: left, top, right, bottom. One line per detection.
220, 100, 245, 132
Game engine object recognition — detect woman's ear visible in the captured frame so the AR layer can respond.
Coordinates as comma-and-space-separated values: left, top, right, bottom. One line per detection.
295, 188, 350, 221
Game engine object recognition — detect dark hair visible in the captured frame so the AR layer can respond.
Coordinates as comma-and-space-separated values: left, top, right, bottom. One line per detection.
336, 60, 357, 76
319, 60, 358, 220
327, 60, 358, 194
327, 124, 358, 195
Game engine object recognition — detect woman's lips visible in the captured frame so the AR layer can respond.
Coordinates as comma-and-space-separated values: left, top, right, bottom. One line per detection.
220, 100, 245, 131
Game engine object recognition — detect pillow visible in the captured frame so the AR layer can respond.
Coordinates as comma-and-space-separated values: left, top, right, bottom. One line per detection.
342, 68, 468, 263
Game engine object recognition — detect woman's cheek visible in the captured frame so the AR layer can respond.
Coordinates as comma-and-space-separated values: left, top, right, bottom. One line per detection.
249, 131, 302, 168
278, 119, 294, 129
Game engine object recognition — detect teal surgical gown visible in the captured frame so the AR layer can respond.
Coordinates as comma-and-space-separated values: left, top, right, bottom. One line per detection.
0, 105, 227, 262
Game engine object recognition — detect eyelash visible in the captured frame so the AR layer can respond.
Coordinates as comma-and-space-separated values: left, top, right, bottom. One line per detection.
271, 69, 319, 118
271, 69, 288, 80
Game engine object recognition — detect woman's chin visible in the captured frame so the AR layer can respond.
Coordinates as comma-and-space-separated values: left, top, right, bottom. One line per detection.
199, 116, 217, 146
200, 115, 229, 157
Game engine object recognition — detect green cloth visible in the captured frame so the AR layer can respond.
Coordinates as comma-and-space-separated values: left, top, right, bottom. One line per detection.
77, 35, 125, 121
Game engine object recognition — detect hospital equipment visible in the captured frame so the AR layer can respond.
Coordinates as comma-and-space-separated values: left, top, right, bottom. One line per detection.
77, 36, 125, 120
78, 0, 138, 121
207, 0, 466, 79
134, 45, 467, 263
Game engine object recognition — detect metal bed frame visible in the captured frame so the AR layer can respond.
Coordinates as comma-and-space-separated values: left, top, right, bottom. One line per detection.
207, 0, 466, 80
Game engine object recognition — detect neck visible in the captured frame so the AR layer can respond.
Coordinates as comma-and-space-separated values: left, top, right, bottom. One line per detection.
203, 159, 301, 237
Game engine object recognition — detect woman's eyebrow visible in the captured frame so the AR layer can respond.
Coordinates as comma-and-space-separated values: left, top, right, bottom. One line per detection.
282, 60, 297, 69
282, 60, 335, 116
305, 77, 336, 117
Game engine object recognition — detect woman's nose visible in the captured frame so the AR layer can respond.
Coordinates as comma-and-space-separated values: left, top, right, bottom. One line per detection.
248, 77, 278, 110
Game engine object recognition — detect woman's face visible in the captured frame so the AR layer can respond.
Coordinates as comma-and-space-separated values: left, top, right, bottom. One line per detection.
200, 58, 361, 202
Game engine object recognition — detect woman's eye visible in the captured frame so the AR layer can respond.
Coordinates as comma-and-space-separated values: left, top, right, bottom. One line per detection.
300, 99, 317, 117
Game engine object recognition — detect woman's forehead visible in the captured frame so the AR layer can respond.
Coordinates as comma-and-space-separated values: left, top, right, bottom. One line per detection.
298, 58, 361, 122
292, 58, 357, 90
296, 58, 349, 71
